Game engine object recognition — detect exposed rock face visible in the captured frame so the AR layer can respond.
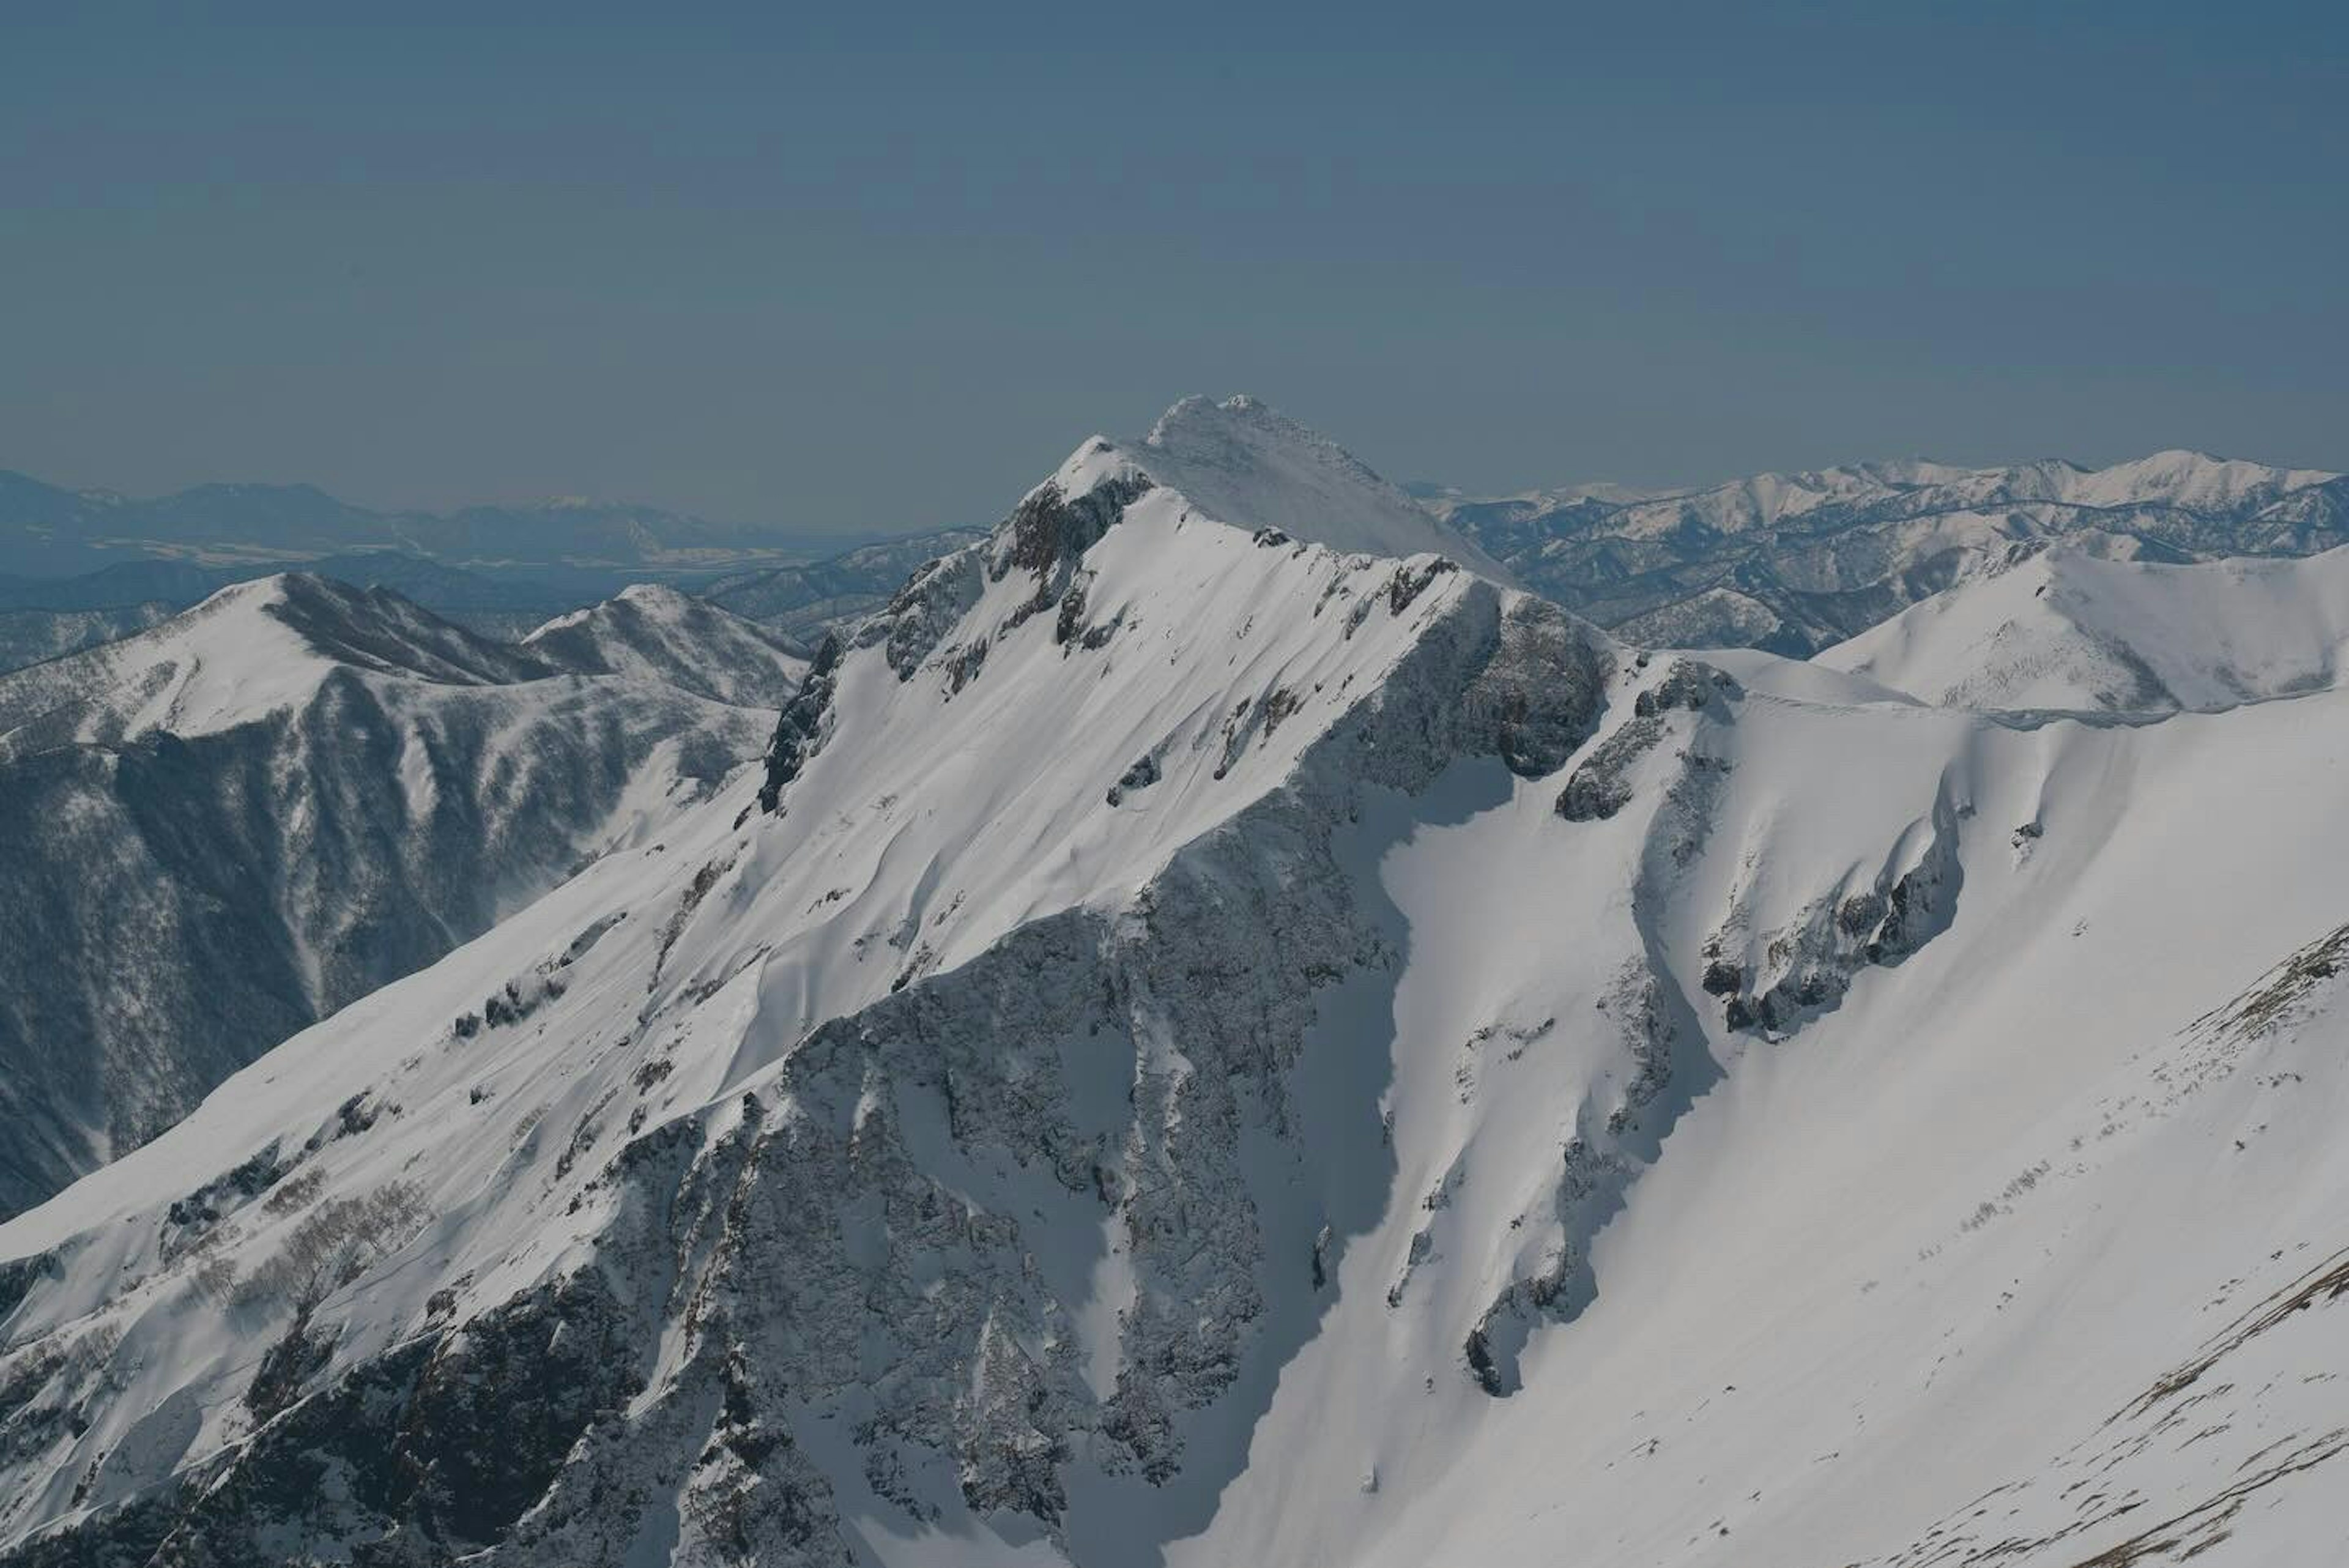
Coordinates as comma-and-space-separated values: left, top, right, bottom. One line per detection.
757, 631, 844, 813
1556, 660, 1738, 822
1708, 792, 1965, 1035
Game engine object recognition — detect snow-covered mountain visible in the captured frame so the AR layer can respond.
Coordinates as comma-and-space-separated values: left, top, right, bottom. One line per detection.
1441, 449, 2349, 653
0, 576, 794, 1220
521, 584, 809, 707
1819, 540, 2349, 712
2, 404, 2347, 1567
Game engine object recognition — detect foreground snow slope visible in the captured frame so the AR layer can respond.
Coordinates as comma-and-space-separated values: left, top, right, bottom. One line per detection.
0, 576, 790, 1219
2, 406, 2346, 1568
1819, 540, 2349, 712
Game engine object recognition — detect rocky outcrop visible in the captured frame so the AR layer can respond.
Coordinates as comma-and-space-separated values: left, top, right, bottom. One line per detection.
1556, 660, 1738, 821
1708, 793, 1965, 1035
756, 632, 843, 814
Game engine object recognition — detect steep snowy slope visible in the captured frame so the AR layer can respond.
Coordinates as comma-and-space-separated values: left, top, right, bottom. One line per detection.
0, 576, 790, 1219
1821, 541, 2349, 712
2, 407, 2347, 1568
522, 584, 807, 707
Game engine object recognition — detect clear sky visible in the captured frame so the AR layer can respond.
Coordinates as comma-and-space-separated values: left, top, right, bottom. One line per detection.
6, 2, 2345, 533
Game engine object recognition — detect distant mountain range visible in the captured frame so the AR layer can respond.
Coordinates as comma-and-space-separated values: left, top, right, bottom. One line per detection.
15, 444, 2347, 671
1436, 450, 2349, 653
0, 467, 867, 578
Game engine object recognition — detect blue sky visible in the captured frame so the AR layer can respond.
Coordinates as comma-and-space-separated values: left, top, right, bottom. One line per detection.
4, 2, 2344, 532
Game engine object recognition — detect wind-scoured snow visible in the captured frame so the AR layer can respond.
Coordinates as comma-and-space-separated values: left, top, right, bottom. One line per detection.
1, 403, 2346, 1568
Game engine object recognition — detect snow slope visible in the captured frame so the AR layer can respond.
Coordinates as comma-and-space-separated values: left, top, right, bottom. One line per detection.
0, 576, 791, 1219
1821, 541, 2349, 712
2, 406, 2348, 1568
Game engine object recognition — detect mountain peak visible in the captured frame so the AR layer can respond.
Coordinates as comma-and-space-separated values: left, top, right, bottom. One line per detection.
1039, 395, 1510, 578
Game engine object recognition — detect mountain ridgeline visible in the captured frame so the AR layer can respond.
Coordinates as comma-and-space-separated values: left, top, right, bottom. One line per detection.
0, 576, 801, 1218
2, 399, 2347, 1566
1439, 448, 2348, 653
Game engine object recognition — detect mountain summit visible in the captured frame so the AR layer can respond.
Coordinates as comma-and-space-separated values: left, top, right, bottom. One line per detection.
1013, 395, 1508, 579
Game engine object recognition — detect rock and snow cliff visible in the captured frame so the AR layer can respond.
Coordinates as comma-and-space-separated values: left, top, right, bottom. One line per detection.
1, 406, 2346, 1567
0, 576, 796, 1219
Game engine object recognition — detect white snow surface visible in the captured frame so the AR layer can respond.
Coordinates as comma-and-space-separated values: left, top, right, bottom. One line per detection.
1062, 394, 1511, 579
3, 409, 2348, 1567
1820, 540, 2349, 712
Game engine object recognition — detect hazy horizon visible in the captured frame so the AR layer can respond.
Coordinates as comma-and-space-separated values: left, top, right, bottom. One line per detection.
7, 4, 2345, 533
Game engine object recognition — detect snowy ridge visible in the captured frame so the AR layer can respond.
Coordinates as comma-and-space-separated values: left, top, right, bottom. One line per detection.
1820, 540, 2349, 712
0, 574, 549, 756
2, 405, 2348, 1566
1602, 448, 2339, 540
522, 584, 808, 707
1058, 394, 1510, 579
0, 576, 793, 1219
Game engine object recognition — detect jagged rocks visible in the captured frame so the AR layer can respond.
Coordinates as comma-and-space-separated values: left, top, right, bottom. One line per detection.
1556, 660, 1739, 820
1386, 559, 1458, 615
1459, 597, 1615, 778
1556, 715, 1664, 821
992, 472, 1155, 608
1105, 752, 1162, 807
757, 632, 843, 813
1711, 800, 1966, 1034
1636, 661, 1740, 716
867, 550, 985, 682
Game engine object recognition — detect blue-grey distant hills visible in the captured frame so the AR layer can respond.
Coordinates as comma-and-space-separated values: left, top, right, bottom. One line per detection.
0, 467, 855, 579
